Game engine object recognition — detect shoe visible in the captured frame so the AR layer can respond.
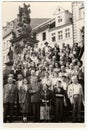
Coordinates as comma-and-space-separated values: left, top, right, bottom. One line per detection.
23, 117, 27, 123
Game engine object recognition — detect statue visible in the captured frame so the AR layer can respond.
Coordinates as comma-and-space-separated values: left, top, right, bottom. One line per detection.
16, 3, 31, 37
23, 3, 31, 15
7, 47, 13, 62
10, 3, 37, 55
17, 3, 31, 24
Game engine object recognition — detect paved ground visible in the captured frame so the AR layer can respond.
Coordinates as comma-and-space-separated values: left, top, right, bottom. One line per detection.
5, 111, 84, 123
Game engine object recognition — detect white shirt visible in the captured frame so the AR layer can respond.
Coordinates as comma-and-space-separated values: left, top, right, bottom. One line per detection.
62, 81, 67, 91
24, 69, 27, 76
23, 85, 28, 91
45, 46, 49, 53
18, 80, 23, 90
67, 83, 83, 98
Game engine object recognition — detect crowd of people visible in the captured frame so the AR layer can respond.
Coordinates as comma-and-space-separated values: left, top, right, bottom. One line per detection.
3, 42, 84, 123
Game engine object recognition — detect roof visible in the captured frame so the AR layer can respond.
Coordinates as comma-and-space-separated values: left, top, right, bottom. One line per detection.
30, 18, 50, 29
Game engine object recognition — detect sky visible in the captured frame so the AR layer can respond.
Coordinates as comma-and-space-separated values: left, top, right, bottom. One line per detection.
2, 1, 72, 26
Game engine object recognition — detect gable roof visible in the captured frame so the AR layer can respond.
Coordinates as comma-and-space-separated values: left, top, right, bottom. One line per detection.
53, 6, 65, 15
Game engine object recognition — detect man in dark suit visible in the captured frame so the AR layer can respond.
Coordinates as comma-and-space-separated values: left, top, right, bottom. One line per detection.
29, 69, 41, 122
3, 77, 17, 122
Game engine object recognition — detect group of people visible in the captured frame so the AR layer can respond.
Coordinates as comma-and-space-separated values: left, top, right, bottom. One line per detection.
3, 42, 84, 123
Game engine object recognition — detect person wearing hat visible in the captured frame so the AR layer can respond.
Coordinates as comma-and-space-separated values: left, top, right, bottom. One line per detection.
3, 77, 17, 122
53, 79, 65, 122
42, 42, 49, 57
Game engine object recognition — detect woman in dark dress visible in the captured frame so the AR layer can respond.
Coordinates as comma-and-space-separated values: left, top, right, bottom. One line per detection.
53, 79, 65, 122
39, 84, 54, 122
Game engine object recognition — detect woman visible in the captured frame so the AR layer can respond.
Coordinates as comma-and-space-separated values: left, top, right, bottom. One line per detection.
39, 83, 54, 122
54, 79, 65, 122
20, 78, 30, 122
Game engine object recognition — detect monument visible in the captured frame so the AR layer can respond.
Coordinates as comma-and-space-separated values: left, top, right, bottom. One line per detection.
9, 3, 38, 60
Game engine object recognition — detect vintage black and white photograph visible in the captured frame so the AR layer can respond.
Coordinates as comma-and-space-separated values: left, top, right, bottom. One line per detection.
3, 1, 84, 124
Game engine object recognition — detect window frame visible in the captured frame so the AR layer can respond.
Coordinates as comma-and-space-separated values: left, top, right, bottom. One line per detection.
65, 28, 70, 38
42, 32, 46, 41
58, 30, 63, 40
51, 32, 56, 42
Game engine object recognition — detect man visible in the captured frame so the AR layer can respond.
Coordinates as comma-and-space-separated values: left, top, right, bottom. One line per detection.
22, 63, 30, 78
67, 76, 84, 122
59, 65, 67, 77
36, 64, 44, 82
42, 71, 52, 90
48, 64, 54, 81
16, 73, 23, 115
42, 42, 49, 56
68, 63, 74, 78
3, 77, 17, 122
29, 69, 41, 122
16, 73, 23, 91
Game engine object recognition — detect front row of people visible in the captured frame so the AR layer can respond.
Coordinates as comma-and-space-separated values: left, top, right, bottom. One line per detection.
3, 74, 84, 123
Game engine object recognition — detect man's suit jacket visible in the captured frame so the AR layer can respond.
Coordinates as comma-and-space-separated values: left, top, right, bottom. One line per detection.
3, 83, 17, 104
29, 81, 42, 103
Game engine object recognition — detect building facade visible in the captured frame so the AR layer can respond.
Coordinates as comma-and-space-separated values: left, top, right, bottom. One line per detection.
72, 1, 84, 63
3, 33, 12, 66
72, 1, 84, 45
3, 21, 14, 67
32, 6, 73, 49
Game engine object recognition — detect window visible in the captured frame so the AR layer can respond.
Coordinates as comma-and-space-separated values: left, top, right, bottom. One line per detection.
42, 32, 46, 41
58, 16, 62, 23
49, 22, 55, 29
58, 31, 63, 40
51, 32, 56, 42
65, 28, 70, 38
79, 7, 84, 19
